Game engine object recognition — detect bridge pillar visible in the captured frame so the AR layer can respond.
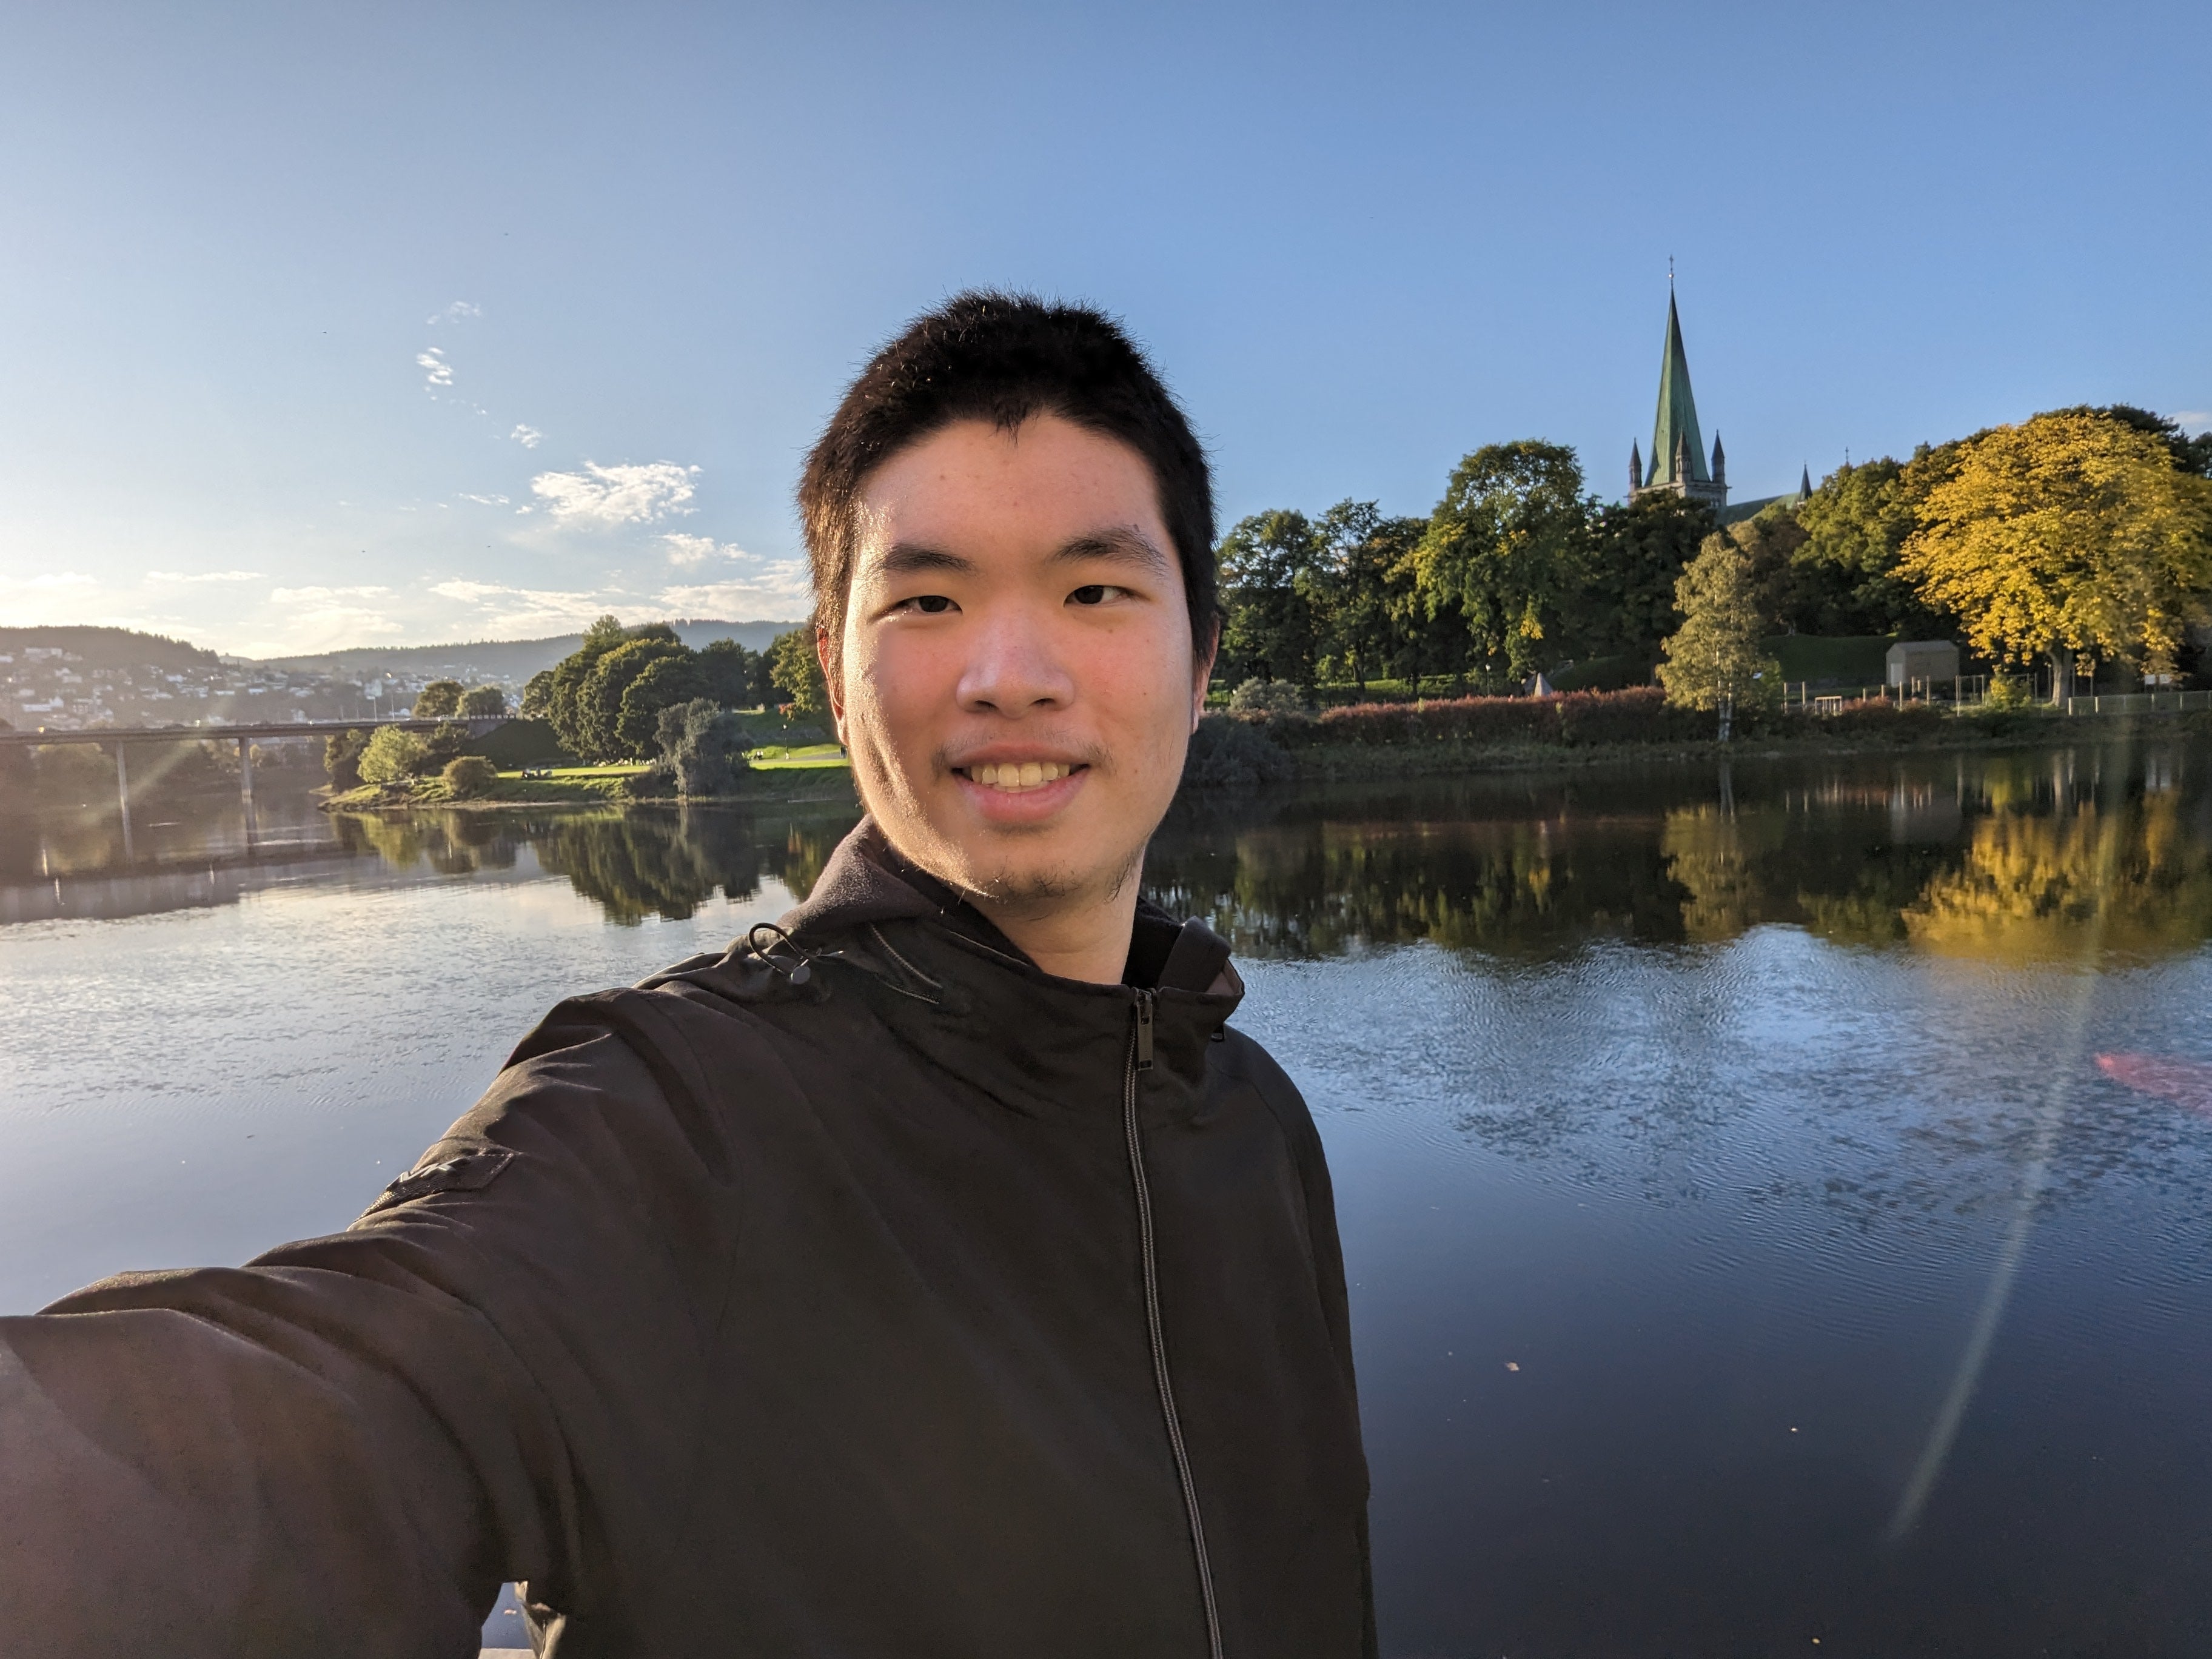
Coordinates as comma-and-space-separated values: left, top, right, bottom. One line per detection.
238, 736, 256, 849
115, 743, 135, 863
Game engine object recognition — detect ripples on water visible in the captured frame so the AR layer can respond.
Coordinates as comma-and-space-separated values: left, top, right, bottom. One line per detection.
5, 741, 2212, 1654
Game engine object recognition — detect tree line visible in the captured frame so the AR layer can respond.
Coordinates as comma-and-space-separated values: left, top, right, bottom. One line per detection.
518, 619, 828, 765
1218, 405, 2212, 708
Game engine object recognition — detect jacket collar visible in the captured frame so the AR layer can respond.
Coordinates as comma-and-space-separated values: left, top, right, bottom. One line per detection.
777, 819, 1242, 1119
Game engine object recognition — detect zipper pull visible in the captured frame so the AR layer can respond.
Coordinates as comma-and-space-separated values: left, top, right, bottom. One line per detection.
1133, 989, 1155, 1071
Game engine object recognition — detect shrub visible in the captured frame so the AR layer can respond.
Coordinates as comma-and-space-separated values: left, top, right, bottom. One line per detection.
1316, 694, 1557, 746
1181, 713, 1296, 787
1821, 699, 1948, 739
1984, 672, 2034, 711
358, 726, 429, 783
1227, 677, 1309, 714
655, 698, 752, 797
441, 756, 499, 797
1555, 686, 1708, 745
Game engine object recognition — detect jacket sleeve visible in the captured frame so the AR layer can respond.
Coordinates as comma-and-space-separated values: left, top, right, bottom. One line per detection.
0, 992, 746, 1657
1232, 1030, 1379, 1659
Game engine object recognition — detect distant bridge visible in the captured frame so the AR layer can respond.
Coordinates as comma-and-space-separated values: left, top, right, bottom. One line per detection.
1, 716, 513, 859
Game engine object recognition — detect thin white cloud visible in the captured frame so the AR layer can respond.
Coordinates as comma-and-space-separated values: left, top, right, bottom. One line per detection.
417, 347, 454, 388
427, 300, 483, 325
2176, 410, 2211, 434
270, 585, 392, 603
661, 532, 744, 569
510, 424, 543, 449
146, 569, 263, 583
657, 560, 813, 618
19, 571, 99, 589
530, 460, 699, 525
428, 580, 630, 634
459, 493, 511, 506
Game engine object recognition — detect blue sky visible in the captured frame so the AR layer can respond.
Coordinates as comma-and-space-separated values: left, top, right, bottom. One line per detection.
2, 1, 2206, 655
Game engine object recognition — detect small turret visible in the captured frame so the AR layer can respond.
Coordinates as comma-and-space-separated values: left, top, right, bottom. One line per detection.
1630, 442, 1644, 494
1799, 464, 1812, 501
1674, 431, 1692, 489
1710, 431, 1726, 488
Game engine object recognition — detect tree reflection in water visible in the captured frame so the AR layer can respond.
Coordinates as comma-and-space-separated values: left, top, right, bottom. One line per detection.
1147, 740, 2212, 965
333, 805, 857, 924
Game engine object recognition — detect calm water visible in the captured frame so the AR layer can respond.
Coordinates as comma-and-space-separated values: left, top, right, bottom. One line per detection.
6, 743, 2212, 1655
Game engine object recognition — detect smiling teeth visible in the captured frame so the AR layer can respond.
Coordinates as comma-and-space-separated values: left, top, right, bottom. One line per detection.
971, 761, 1070, 791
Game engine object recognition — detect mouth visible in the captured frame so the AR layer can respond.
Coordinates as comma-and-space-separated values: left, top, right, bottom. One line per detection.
956, 760, 1087, 794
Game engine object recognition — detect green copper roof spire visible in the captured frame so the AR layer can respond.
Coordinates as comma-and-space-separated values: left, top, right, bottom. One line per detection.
1647, 289, 1709, 488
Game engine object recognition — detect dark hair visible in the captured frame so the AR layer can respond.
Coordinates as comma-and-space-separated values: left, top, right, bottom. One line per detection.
799, 291, 1217, 657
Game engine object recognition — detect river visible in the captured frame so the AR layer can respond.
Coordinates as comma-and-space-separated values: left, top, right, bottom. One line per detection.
5, 740, 2211, 1654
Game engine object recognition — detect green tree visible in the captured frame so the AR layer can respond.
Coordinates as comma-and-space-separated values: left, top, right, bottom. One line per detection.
413, 679, 464, 718
458, 684, 506, 717
1312, 501, 1426, 692
768, 628, 828, 714
1580, 492, 1715, 662
615, 651, 705, 757
323, 727, 371, 788
519, 669, 555, 720
697, 638, 763, 709
578, 634, 691, 760
1408, 440, 1592, 686
1899, 411, 2212, 700
358, 726, 431, 783
1658, 534, 1781, 739
655, 697, 752, 797
547, 615, 635, 757
1785, 457, 1958, 637
1218, 509, 1329, 689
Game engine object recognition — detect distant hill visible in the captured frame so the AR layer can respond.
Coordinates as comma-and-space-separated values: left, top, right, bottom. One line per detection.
0, 626, 220, 671
252, 618, 806, 683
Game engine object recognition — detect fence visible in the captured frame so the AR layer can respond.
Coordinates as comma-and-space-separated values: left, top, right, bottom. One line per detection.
1787, 676, 1988, 712
2061, 690, 2212, 715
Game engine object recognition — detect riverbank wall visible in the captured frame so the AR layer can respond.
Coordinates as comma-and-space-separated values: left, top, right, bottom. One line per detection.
1182, 687, 2208, 785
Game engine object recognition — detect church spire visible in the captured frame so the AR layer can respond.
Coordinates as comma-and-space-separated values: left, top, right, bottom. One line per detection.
1629, 441, 1643, 493
1649, 289, 1709, 488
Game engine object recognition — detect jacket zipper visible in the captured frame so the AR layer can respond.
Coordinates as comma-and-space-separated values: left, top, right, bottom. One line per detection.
1124, 988, 1225, 1659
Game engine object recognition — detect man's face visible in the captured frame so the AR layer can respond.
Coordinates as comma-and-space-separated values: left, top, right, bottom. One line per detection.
824, 413, 1211, 908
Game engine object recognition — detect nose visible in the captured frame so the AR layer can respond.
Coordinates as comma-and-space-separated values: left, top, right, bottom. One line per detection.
955, 605, 1075, 717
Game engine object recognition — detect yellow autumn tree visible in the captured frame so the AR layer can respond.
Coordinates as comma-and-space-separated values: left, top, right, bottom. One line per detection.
1899, 411, 2212, 702
1657, 533, 1779, 739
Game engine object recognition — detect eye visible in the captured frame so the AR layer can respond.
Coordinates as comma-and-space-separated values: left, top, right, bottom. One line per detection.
1070, 584, 1128, 606
896, 594, 956, 615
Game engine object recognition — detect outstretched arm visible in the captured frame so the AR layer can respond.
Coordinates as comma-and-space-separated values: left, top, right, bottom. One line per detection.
0, 1005, 743, 1656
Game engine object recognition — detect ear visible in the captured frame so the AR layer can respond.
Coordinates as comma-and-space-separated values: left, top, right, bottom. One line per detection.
814, 624, 846, 740
1190, 614, 1220, 732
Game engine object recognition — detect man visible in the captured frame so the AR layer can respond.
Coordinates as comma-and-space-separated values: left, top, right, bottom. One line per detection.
0, 293, 1373, 1657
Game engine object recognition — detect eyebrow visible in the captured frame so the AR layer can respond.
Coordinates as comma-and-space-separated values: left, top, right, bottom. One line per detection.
1047, 526, 1176, 575
871, 526, 1175, 581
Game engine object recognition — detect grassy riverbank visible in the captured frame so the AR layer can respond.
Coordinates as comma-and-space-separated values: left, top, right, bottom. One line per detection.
323, 746, 854, 810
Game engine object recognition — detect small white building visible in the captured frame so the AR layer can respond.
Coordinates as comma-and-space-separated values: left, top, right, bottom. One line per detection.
1886, 641, 1960, 687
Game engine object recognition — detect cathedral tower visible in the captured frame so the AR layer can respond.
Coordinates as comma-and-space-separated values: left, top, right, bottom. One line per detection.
1629, 287, 1728, 514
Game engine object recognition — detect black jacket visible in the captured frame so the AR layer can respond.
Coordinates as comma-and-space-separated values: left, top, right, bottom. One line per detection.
0, 821, 1373, 1657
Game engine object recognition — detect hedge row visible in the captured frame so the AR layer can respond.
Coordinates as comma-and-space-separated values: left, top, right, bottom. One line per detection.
1212, 686, 1715, 749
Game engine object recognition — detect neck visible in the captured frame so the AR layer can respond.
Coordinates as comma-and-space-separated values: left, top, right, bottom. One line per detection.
967, 875, 1141, 985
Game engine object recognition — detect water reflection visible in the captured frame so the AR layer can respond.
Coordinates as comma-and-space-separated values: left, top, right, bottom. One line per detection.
332, 807, 854, 925
7, 743, 2212, 957
1147, 742, 2212, 963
